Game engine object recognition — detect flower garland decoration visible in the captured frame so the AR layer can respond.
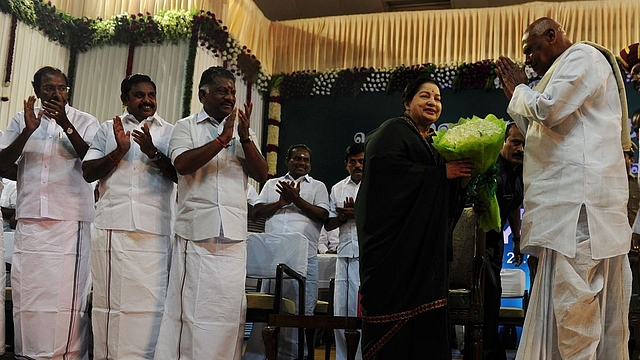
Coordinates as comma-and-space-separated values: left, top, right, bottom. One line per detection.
266, 83, 282, 178
0, 1, 270, 93
273, 61, 540, 99
3, 14, 18, 87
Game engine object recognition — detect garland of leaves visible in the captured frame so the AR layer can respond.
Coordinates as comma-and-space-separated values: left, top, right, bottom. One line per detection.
3, 14, 18, 86
0, 0, 270, 92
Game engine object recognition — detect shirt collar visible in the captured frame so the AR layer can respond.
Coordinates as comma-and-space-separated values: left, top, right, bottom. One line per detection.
196, 108, 229, 126
346, 176, 360, 186
121, 110, 164, 126
284, 173, 311, 183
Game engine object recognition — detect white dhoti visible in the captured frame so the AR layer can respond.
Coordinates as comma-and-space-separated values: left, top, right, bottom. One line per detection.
91, 229, 171, 359
516, 209, 631, 360
12, 219, 91, 360
334, 257, 362, 360
154, 235, 246, 360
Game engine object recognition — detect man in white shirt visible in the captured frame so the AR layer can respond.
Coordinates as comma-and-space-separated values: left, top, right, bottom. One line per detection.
154, 66, 267, 360
250, 144, 330, 359
496, 18, 632, 359
325, 143, 364, 360
82, 74, 177, 359
0, 66, 99, 359
0, 178, 16, 232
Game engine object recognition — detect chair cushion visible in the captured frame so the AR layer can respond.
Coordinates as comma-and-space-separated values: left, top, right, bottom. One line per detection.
448, 289, 470, 309
499, 306, 525, 319
314, 300, 329, 315
246, 293, 296, 315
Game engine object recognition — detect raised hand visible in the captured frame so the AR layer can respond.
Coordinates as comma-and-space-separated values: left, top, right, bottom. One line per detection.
42, 97, 71, 130
219, 108, 236, 144
495, 56, 528, 99
23, 96, 43, 133
113, 116, 131, 154
132, 122, 156, 158
237, 102, 253, 141
276, 180, 301, 204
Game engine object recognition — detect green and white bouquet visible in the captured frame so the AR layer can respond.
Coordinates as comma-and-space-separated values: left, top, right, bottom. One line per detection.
432, 114, 506, 232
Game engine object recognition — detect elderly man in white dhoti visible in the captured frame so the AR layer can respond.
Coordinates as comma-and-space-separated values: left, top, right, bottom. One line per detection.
496, 17, 633, 360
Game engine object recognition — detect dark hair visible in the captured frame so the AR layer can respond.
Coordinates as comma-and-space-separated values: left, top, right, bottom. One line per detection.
402, 77, 441, 105
344, 143, 365, 161
121, 74, 156, 100
505, 121, 519, 140
286, 144, 312, 161
32, 66, 68, 94
199, 66, 235, 90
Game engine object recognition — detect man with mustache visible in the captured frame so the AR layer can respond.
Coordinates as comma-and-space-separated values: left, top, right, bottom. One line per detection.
246, 144, 329, 360
474, 122, 524, 360
496, 17, 632, 359
82, 74, 177, 359
154, 66, 267, 360
325, 142, 365, 360
0, 66, 99, 359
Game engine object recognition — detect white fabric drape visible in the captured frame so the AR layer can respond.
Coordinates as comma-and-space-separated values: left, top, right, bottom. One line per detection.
73, 46, 129, 124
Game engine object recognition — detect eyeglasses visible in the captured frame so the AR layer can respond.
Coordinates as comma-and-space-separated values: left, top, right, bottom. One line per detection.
41, 85, 70, 93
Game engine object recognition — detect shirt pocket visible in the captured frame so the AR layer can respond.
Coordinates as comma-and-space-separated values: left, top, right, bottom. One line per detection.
56, 135, 78, 159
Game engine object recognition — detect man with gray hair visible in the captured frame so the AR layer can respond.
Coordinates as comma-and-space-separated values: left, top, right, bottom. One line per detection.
154, 66, 268, 360
496, 17, 632, 359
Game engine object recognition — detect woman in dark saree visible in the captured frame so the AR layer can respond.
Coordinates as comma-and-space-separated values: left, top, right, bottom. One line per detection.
355, 77, 474, 359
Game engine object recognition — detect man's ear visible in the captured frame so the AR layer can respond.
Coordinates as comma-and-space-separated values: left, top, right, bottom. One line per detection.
546, 28, 556, 44
120, 94, 128, 105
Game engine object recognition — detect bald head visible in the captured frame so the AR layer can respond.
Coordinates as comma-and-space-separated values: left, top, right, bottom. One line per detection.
522, 17, 572, 76
525, 17, 565, 38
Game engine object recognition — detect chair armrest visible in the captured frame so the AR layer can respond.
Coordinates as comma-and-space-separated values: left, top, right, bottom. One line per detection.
275, 263, 306, 315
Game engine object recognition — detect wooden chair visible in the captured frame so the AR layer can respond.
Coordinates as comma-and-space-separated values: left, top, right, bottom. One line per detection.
245, 233, 309, 360
448, 207, 486, 360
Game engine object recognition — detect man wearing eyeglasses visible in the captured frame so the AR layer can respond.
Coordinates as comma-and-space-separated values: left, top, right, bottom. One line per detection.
0, 66, 99, 359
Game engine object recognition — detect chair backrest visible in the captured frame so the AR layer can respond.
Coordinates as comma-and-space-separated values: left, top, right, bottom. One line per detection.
450, 207, 479, 289
500, 268, 526, 298
246, 232, 309, 278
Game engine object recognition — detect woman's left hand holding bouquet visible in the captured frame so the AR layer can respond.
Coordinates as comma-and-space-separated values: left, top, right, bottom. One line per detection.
446, 159, 475, 187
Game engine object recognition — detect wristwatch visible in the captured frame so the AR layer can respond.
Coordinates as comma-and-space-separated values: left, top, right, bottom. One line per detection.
65, 127, 74, 135
240, 136, 252, 144
151, 150, 162, 161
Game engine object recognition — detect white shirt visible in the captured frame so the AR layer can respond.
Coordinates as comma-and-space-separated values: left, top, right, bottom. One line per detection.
0, 104, 98, 221
84, 112, 175, 235
318, 227, 339, 254
0, 179, 16, 209
328, 176, 360, 258
170, 109, 256, 241
247, 183, 259, 206
508, 43, 630, 259
257, 173, 330, 257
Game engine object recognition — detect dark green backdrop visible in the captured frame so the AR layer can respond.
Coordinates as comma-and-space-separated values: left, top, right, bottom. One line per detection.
267, 83, 640, 189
